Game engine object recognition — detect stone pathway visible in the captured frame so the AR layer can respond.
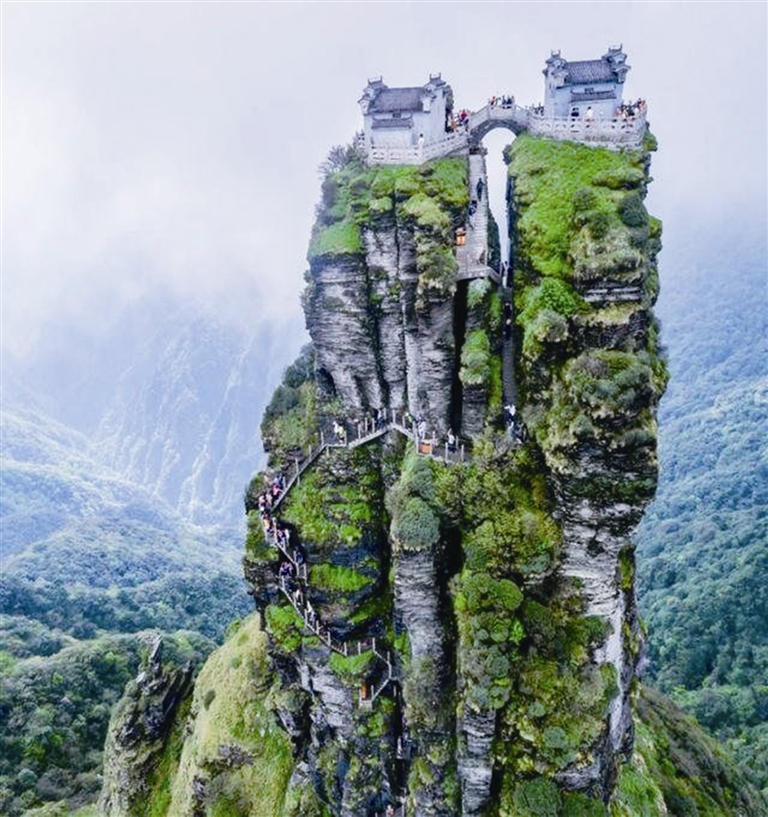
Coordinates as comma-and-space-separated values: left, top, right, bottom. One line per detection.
260, 409, 474, 708
457, 153, 497, 283
273, 411, 469, 514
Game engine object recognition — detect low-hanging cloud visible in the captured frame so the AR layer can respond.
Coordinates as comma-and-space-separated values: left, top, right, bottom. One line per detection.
3, 2, 765, 362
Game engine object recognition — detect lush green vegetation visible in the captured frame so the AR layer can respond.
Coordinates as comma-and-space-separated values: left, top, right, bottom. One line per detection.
431, 433, 619, 783
459, 328, 492, 387
505, 134, 649, 280
0, 401, 251, 814
0, 630, 212, 816
308, 152, 468, 301
612, 687, 767, 816
635, 227, 767, 793
259, 345, 319, 463
385, 452, 441, 554
152, 615, 311, 817
493, 687, 767, 815
506, 134, 667, 486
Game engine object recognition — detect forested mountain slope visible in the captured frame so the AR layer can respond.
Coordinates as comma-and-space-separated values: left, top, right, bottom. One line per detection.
0, 403, 252, 815
636, 222, 767, 791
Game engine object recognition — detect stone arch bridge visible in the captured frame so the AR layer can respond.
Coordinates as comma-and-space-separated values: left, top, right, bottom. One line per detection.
467, 103, 530, 144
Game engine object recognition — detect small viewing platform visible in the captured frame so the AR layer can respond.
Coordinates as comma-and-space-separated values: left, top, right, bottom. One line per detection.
526, 106, 647, 149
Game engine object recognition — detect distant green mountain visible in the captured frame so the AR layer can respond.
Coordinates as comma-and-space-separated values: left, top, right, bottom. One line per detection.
636, 224, 768, 793
0, 402, 253, 814
1, 399, 252, 644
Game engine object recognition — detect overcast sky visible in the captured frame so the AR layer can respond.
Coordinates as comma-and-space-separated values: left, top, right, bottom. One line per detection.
2, 1, 766, 363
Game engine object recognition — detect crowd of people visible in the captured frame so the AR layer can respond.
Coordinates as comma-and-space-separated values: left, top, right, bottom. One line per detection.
615, 98, 646, 120
445, 108, 472, 133
257, 475, 325, 638
256, 472, 303, 561
489, 94, 515, 108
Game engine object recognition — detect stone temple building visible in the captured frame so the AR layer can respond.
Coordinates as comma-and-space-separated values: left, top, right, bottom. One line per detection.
357, 47, 645, 165
543, 46, 630, 120
358, 74, 453, 152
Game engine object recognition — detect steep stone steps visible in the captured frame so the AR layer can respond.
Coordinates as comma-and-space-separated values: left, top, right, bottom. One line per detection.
260, 407, 474, 720
274, 412, 470, 515
457, 154, 497, 283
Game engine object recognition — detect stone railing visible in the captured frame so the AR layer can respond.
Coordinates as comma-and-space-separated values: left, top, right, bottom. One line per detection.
421, 131, 469, 161
527, 109, 647, 149
366, 131, 469, 166
358, 102, 648, 164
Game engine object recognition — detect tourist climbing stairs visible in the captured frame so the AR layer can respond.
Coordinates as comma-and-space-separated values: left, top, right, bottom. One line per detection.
260, 409, 474, 714
272, 411, 468, 515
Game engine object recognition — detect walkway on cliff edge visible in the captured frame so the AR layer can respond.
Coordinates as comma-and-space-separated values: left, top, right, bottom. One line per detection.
255, 411, 469, 714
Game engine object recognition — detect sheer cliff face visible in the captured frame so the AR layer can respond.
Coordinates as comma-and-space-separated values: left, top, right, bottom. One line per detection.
243, 138, 665, 815
303, 159, 469, 433
102, 136, 664, 816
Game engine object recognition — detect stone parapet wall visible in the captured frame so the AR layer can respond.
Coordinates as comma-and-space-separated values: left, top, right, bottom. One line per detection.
365, 131, 469, 166
528, 110, 647, 149
359, 105, 648, 164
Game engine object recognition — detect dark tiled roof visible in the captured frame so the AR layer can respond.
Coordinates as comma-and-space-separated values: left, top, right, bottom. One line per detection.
370, 88, 425, 113
565, 59, 616, 84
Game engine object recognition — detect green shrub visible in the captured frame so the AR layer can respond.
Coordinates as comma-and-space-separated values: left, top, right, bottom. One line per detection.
399, 454, 436, 503
572, 187, 598, 212
460, 329, 491, 386
511, 777, 561, 816
401, 192, 451, 232
589, 211, 611, 239
618, 191, 649, 228
562, 791, 606, 815
416, 239, 458, 294
467, 278, 491, 309
391, 496, 440, 552
522, 309, 568, 360
202, 688, 216, 709
459, 573, 523, 614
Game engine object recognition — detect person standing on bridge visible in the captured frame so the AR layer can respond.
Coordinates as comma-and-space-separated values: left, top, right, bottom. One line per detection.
476, 177, 484, 201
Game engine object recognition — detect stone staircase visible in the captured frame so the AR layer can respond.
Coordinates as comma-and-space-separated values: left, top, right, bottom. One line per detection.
260, 410, 471, 714
457, 153, 497, 283
273, 412, 469, 515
